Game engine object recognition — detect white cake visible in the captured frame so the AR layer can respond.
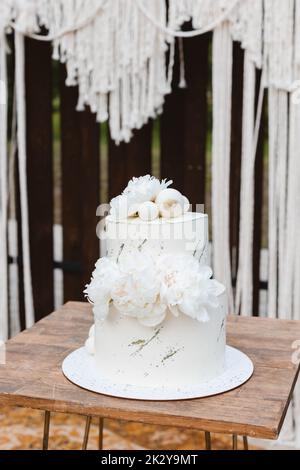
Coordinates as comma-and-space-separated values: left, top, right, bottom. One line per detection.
104, 212, 209, 264
84, 176, 228, 390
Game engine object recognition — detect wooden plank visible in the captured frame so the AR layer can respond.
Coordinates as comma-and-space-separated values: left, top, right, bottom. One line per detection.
60, 66, 100, 301
25, 37, 54, 321
108, 123, 152, 200
252, 71, 266, 316
1, 302, 300, 440
161, 35, 210, 207
230, 42, 244, 277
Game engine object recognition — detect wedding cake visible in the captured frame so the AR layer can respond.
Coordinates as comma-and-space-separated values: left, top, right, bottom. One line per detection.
84, 176, 228, 389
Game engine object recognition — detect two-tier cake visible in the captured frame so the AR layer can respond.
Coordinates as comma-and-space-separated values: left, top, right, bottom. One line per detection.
84, 176, 228, 389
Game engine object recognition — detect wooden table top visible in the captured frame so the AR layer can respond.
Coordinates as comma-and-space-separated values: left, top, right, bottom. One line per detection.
1, 302, 300, 439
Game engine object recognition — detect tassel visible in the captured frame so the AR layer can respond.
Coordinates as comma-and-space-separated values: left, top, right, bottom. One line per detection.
15, 31, 35, 329
0, 31, 8, 341
212, 22, 234, 313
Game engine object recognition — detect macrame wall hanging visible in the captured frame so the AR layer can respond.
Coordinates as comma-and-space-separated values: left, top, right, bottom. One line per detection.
1, 0, 300, 447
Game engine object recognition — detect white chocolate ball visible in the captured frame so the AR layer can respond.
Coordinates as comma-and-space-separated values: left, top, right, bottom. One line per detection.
156, 188, 184, 219
138, 201, 159, 221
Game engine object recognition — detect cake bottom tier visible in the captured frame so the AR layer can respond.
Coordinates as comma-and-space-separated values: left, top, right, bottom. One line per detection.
93, 295, 227, 388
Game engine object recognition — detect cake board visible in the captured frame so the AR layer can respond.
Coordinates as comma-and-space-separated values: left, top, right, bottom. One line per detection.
62, 345, 254, 401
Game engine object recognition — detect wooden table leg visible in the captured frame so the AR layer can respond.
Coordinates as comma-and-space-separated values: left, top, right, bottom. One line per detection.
205, 431, 211, 450
243, 436, 248, 450
232, 434, 238, 450
42, 411, 51, 450
99, 418, 104, 450
82, 416, 92, 450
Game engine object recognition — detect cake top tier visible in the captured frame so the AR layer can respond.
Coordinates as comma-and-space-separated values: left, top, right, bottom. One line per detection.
106, 211, 207, 225
110, 175, 192, 221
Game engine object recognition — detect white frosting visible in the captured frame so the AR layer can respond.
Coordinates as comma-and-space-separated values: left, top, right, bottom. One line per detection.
94, 295, 226, 387
104, 212, 209, 265
85, 324, 95, 355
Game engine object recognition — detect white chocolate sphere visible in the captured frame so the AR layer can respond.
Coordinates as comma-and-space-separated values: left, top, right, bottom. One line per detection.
138, 201, 159, 221
156, 188, 184, 219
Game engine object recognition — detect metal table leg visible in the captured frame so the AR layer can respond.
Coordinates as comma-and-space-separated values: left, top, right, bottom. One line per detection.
99, 418, 104, 450
243, 436, 248, 450
42, 411, 51, 450
82, 416, 92, 450
205, 432, 212, 450
232, 434, 238, 450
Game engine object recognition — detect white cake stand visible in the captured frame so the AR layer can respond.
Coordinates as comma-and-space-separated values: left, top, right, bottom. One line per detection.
62, 346, 253, 401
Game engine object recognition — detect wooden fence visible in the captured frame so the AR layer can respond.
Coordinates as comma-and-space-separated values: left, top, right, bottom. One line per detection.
10, 33, 266, 327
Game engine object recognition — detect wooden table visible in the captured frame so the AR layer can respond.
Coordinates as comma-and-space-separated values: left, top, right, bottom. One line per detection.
1, 302, 300, 450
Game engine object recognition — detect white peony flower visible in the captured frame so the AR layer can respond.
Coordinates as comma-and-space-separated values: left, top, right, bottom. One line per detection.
158, 254, 225, 322
84, 251, 225, 327
111, 252, 167, 327
110, 175, 172, 219
124, 175, 172, 203
110, 194, 139, 219
84, 258, 120, 320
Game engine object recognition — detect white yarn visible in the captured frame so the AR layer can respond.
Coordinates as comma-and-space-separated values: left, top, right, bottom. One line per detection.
292, 1, 300, 447
265, 0, 300, 446
0, 31, 8, 341
269, 89, 289, 320
276, 91, 289, 319
275, 93, 300, 446
267, 88, 279, 318
265, 0, 295, 321
4, 0, 299, 145
14, 31, 35, 329
264, 0, 295, 90
212, 22, 234, 313
234, 53, 256, 316
11, 0, 110, 40
178, 38, 187, 89
136, 0, 241, 38
48, 0, 170, 144
289, 101, 300, 448
230, 0, 263, 69
8, 94, 21, 337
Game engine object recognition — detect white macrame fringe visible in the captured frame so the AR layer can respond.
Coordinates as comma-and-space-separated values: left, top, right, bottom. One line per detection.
268, 88, 295, 442
137, 0, 240, 38
14, 31, 35, 330
235, 53, 256, 316
7, 90, 21, 337
230, 3, 264, 323
0, 31, 8, 341
265, 0, 296, 321
264, 0, 300, 445
293, 4, 300, 446
212, 22, 234, 313
4, 0, 300, 142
